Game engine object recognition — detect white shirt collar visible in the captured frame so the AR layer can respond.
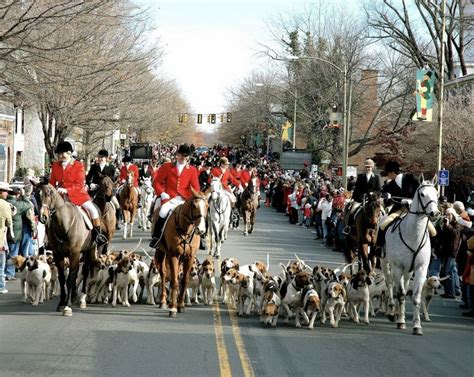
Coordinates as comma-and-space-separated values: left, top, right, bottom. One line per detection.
176, 161, 186, 175
395, 173, 403, 189
366, 172, 374, 181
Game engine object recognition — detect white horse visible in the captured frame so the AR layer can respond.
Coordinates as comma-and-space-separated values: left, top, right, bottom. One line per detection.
208, 178, 231, 258
138, 177, 154, 231
381, 176, 440, 336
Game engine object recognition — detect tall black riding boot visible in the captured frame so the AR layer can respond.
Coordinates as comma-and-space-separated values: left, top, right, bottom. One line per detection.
149, 216, 166, 248
374, 228, 386, 258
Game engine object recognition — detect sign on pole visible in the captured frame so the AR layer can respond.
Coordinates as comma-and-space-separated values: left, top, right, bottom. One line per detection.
438, 169, 449, 186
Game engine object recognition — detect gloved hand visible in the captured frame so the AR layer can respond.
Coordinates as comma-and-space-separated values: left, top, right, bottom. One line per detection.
160, 192, 170, 200
90, 183, 97, 191
238, 185, 244, 193
383, 192, 391, 200
121, 179, 126, 184
58, 187, 68, 195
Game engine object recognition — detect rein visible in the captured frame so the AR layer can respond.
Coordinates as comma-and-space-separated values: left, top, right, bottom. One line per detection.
392, 183, 435, 272
174, 197, 207, 259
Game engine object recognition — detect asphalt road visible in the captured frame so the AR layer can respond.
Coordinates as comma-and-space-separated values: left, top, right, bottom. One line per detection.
0, 205, 473, 377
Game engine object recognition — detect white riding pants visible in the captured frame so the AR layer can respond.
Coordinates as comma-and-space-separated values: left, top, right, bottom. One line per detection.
82, 200, 99, 220
159, 196, 185, 218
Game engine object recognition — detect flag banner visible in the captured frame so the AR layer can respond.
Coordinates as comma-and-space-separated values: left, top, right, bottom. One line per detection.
413, 69, 436, 122
281, 121, 293, 141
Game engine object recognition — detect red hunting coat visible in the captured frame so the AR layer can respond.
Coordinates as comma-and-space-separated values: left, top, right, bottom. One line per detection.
210, 167, 239, 191
50, 160, 90, 206
119, 164, 140, 187
153, 162, 200, 201
240, 169, 260, 188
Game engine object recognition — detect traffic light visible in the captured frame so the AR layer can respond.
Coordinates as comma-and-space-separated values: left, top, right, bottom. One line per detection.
197, 114, 202, 124
178, 114, 183, 123
183, 113, 188, 122
207, 115, 211, 123
226, 112, 232, 123
220, 114, 224, 123
211, 114, 216, 124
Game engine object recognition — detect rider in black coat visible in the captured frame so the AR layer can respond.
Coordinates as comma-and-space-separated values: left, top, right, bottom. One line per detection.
86, 149, 116, 195
352, 159, 381, 202
381, 160, 419, 214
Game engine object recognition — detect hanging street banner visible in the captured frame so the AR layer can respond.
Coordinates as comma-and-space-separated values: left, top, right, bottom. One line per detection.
413, 68, 436, 122
281, 121, 293, 141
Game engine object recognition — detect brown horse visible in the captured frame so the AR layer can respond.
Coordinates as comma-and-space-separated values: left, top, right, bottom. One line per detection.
154, 188, 209, 317
119, 171, 138, 239
240, 174, 259, 236
344, 193, 383, 272
37, 183, 98, 316
92, 176, 116, 254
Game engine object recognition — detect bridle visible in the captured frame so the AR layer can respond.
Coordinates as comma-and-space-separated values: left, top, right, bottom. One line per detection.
408, 183, 438, 216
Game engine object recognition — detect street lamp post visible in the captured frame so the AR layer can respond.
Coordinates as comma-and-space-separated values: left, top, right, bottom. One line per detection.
437, 0, 446, 176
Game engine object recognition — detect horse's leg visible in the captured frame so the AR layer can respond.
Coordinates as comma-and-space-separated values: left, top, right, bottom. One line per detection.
178, 258, 192, 312
157, 253, 168, 308
249, 208, 255, 234
64, 253, 80, 316
411, 266, 427, 335
122, 212, 128, 239
360, 243, 371, 273
381, 258, 395, 322
168, 255, 179, 317
55, 257, 67, 312
390, 267, 405, 329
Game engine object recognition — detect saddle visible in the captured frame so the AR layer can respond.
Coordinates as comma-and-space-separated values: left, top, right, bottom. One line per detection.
78, 207, 93, 230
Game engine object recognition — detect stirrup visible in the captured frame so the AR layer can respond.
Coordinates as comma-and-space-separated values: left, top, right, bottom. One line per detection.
342, 226, 351, 235
96, 233, 108, 247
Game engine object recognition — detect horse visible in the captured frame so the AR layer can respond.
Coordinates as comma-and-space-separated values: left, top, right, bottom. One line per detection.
37, 183, 99, 316
240, 174, 259, 236
92, 176, 116, 255
343, 193, 384, 272
381, 176, 439, 335
119, 171, 138, 239
154, 188, 208, 317
208, 178, 231, 258
138, 177, 154, 231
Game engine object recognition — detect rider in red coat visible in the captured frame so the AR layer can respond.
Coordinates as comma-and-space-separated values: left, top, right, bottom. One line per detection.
149, 144, 200, 248
119, 156, 140, 187
209, 157, 241, 205
49, 141, 107, 246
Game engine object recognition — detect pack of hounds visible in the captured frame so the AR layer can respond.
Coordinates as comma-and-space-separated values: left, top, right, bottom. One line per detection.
11, 252, 448, 329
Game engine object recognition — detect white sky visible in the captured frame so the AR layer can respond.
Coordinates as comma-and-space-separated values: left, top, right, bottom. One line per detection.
138, 0, 359, 130
142, 1, 306, 111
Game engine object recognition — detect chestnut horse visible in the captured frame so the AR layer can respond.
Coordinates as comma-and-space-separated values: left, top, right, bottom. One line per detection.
119, 171, 138, 239
154, 188, 208, 317
344, 193, 383, 272
92, 176, 116, 254
240, 174, 259, 236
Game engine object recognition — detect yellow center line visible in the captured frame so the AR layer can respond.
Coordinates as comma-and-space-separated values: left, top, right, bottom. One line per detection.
213, 302, 232, 377
228, 307, 255, 377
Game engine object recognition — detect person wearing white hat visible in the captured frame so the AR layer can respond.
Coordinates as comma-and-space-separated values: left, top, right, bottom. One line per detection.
344, 158, 381, 233
0, 182, 12, 293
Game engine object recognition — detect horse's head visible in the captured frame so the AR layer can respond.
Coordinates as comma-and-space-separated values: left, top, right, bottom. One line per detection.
413, 175, 440, 221
99, 176, 114, 198
210, 178, 222, 200
141, 177, 153, 194
363, 193, 383, 227
38, 184, 62, 224
126, 171, 135, 185
190, 187, 209, 235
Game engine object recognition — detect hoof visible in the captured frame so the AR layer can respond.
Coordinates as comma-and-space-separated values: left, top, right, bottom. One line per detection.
79, 302, 87, 309
160, 303, 168, 309
424, 317, 431, 323
178, 306, 185, 313
412, 327, 423, 336
63, 307, 73, 317
387, 314, 395, 322
169, 310, 177, 318
397, 323, 406, 330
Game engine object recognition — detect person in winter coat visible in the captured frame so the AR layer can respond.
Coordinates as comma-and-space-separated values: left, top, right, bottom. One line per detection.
439, 207, 464, 299
0, 182, 13, 293
4, 187, 31, 280
317, 193, 333, 246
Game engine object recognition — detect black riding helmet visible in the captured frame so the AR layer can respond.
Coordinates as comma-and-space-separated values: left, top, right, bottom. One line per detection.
55, 141, 74, 154
381, 160, 401, 176
176, 144, 191, 156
